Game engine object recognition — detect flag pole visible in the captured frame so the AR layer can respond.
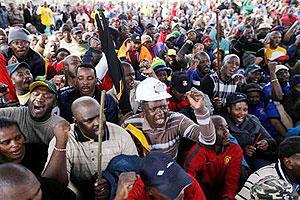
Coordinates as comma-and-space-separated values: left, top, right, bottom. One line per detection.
215, 9, 221, 98
97, 90, 106, 178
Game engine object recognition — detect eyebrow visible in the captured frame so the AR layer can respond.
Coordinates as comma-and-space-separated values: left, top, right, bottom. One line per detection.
83, 114, 99, 121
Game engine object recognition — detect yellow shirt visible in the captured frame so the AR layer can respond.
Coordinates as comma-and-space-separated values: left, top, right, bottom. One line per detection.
265, 44, 287, 63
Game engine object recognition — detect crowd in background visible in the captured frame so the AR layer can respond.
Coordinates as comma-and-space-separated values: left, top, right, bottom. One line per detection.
1, 0, 300, 199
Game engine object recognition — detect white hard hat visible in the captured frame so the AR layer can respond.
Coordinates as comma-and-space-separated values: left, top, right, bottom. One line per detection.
136, 77, 172, 102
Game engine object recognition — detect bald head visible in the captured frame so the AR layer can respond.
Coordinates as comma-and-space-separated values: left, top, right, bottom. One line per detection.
222, 54, 240, 66
211, 115, 227, 126
71, 96, 99, 120
0, 163, 41, 200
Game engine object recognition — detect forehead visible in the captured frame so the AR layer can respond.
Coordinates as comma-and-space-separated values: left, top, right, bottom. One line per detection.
225, 56, 240, 64
144, 100, 167, 108
0, 125, 20, 140
231, 101, 248, 108
15, 67, 30, 73
76, 103, 99, 120
31, 86, 53, 94
212, 117, 227, 127
77, 67, 95, 76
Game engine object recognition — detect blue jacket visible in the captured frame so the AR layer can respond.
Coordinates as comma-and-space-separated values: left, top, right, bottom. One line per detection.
58, 87, 119, 124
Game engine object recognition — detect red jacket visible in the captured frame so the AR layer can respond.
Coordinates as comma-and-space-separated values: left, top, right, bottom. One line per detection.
166, 87, 190, 111
126, 174, 206, 200
0, 53, 17, 101
184, 143, 243, 200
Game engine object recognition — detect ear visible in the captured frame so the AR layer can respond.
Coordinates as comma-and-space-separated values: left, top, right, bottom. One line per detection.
283, 157, 293, 170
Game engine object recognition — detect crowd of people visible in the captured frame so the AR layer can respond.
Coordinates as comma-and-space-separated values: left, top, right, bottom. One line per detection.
1, 0, 300, 199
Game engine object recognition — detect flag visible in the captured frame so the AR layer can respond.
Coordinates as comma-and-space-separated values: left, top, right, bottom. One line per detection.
94, 11, 132, 114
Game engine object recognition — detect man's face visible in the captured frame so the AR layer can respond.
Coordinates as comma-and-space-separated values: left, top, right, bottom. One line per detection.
75, 103, 99, 138
11, 67, 33, 93
243, 28, 254, 41
0, 34, 6, 45
196, 55, 211, 76
0, 125, 25, 163
247, 70, 262, 83
166, 38, 175, 49
171, 87, 186, 101
228, 101, 248, 124
143, 100, 168, 129
133, 41, 140, 51
187, 31, 197, 42
76, 67, 96, 96
147, 187, 184, 200
63, 31, 72, 42
156, 71, 168, 85
147, 27, 156, 37
285, 153, 300, 183
49, 41, 57, 54
56, 51, 69, 62
203, 39, 212, 49
65, 57, 82, 87
223, 57, 240, 79
73, 33, 83, 43
213, 117, 230, 146
247, 91, 261, 105
276, 69, 290, 84
10, 40, 30, 58
123, 65, 135, 91
90, 38, 102, 51
270, 33, 282, 47
28, 86, 56, 120
143, 41, 152, 50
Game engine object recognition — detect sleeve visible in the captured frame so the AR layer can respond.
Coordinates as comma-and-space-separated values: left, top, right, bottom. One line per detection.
0, 107, 15, 117
43, 137, 72, 180
178, 110, 216, 145
126, 178, 147, 200
235, 173, 261, 200
254, 116, 277, 150
222, 145, 243, 200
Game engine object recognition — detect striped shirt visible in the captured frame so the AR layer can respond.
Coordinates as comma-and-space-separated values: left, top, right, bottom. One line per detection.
236, 160, 294, 200
122, 110, 215, 159
201, 72, 237, 103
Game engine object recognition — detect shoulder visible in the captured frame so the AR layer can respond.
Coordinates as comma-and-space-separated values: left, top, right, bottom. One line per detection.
123, 113, 144, 127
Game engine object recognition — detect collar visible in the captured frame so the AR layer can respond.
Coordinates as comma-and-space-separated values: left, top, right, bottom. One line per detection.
74, 124, 109, 142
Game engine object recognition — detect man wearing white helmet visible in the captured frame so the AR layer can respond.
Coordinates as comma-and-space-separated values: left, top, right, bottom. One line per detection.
122, 77, 216, 159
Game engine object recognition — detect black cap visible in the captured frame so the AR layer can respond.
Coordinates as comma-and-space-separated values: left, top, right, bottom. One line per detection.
243, 83, 262, 93
146, 23, 155, 29
71, 27, 82, 35
61, 25, 71, 33
278, 136, 300, 159
226, 92, 248, 105
170, 71, 191, 94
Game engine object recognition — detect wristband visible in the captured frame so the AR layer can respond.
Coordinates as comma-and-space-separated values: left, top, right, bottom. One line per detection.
54, 146, 67, 152
271, 79, 278, 83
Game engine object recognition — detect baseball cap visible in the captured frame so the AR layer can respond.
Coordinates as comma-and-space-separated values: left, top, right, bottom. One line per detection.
7, 62, 30, 76
289, 75, 300, 88
258, 22, 272, 30
131, 34, 141, 43
226, 92, 248, 105
170, 72, 191, 94
275, 65, 289, 73
250, 176, 298, 200
165, 33, 176, 41
29, 80, 58, 95
243, 83, 262, 93
151, 58, 172, 75
139, 151, 192, 199
201, 34, 212, 43
242, 53, 256, 67
187, 29, 196, 35
146, 23, 155, 29
244, 64, 262, 76
141, 35, 152, 44
135, 77, 171, 102
269, 51, 289, 62
8, 28, 30, 44
71, 27, 82, 35
278, 136, 300, 159
167, 49, 176, 56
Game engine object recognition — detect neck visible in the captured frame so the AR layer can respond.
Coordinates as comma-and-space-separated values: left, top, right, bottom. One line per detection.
220, 70, 230, 82
285, 167, 297, 184
269, 43, 278, 49
30, 112, 51, 122
214, 144, 223, 154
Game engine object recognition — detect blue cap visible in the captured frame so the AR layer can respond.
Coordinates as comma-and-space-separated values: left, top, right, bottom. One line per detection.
139, 151, 192, 199
7, 62, 31, 76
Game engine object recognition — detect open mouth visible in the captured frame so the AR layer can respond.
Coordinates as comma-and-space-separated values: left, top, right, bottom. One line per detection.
23, 79, 32, 87
81, 86, 90, 91
33, 104, 45, 114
